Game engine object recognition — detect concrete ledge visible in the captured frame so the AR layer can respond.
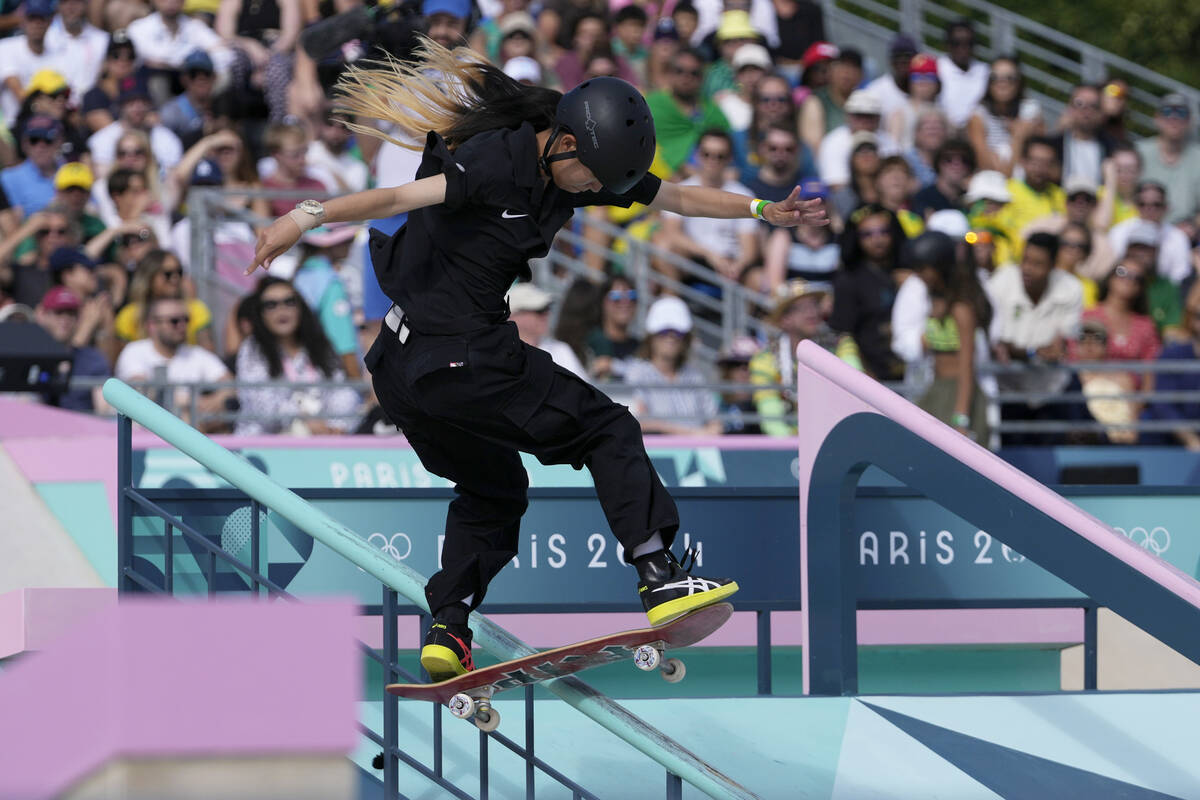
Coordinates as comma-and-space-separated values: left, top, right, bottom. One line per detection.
0, 588, 117, 660
0, 598, 359, 799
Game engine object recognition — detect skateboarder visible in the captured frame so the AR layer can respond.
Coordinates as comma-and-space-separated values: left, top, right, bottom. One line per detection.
249, 38, 826, 681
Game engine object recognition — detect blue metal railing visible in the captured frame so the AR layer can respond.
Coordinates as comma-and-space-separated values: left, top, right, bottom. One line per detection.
107, 379, 757, 799
118, 414, 601, 799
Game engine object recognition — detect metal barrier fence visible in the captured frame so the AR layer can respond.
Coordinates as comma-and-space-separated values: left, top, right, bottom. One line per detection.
821, 0, 1200, 137
68, 358, 1200, 441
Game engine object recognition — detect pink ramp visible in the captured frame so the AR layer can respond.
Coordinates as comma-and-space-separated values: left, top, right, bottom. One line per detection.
794, 340, 1200, 695
0, 597, 359, 798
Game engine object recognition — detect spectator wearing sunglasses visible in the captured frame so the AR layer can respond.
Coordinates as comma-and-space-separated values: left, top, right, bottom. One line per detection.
114, 248, 216, 351
13, 69, 83, 157
0, 0, 72, 125
235, 276, 361, 436
1136, 93, 1200, 226
0, 115, 63, 216
0, 204, 79, 307
646, 48, 731, 174
80, 31, 138, 133
586, 275, 642, 384
88, 82, 184, 176
1049, 84, 1121, 186
935, 18, 989, 129
115, 294, 232, 430
1109, 183, 1193, 286
44, 0, 109, 98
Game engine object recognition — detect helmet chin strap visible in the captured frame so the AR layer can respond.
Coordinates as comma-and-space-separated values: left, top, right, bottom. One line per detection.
538, 126, 578, 177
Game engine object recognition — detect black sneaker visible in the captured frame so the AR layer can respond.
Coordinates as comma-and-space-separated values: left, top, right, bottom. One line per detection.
421, 610, 475, 682
636, 547, 738, 627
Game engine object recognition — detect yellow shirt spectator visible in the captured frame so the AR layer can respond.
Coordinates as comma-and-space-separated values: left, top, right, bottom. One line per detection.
997, 177, 1065, 262
115, 298, 213, 346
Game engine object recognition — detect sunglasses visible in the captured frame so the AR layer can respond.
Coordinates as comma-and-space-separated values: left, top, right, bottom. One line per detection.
187, 69, 214, 79
655, 329, 687, 338
990, 73, 1019, 83
262, 295, 300, 311
159, 268, 183, 279
1114, 264, 1145, 283
26, 133, 58, 145
757, 94, 789, 104
1160, 107, 1190, 120
154, 315, 190, 326
110, 50, 135, 61
117, 148, 146, 157
607, 289, 637, 302
1137, 199, 1166, 209
118, 229, 151, 247
39, 226, 69, 236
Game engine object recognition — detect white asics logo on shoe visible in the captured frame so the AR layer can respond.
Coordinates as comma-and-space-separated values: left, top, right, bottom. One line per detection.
651, 577, 723, 595
501, 210, 528, 219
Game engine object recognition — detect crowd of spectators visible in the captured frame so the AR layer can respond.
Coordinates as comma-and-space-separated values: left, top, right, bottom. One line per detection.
1, 0, 1199, 447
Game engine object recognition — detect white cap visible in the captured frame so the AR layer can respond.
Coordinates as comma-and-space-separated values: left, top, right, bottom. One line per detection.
844, 89, 882, 115
926, 209, 969, 239
503, 56, 542, 84
506, 282, 553, 313
645, 296, 693, 335
1063, 175, 1098, 197
731, 43, 772, 72
1126, 220, 1161, 249
964, 170, 1012, 204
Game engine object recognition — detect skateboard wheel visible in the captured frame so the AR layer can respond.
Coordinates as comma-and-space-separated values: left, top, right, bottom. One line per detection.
661, 657, 686, 683
474, 703, 500, 733
633, 644, 661, 671
448, 693, 475, 719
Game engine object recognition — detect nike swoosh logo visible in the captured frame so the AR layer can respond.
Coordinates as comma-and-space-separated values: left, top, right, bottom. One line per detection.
501, 210, 528, 219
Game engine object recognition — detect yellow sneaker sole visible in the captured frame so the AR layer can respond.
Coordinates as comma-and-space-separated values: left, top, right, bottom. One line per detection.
645, 581, 739, 627
421, 644, 470, 682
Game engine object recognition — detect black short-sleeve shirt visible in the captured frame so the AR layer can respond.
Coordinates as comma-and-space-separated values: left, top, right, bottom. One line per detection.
369, 123, 661, 336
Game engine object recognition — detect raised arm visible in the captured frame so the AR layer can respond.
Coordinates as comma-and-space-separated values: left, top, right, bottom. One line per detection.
247, 175, 448, 273
649, 182, 827, 228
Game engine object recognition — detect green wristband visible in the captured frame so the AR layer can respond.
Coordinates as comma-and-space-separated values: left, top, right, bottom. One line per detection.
751, 198, 770, 220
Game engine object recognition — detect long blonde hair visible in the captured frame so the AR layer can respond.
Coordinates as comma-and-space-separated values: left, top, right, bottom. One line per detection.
333, 36, 562, 151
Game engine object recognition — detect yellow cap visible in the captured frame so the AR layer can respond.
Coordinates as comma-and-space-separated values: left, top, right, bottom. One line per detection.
26, 69, 68, 97
55, 161, 94, 191
716, 10, 758, 42
183, 0, 221, 12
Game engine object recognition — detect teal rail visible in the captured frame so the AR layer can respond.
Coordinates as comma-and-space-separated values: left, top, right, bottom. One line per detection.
102, 378, 758, 800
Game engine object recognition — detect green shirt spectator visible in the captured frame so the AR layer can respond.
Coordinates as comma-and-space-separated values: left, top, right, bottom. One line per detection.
647, 49, 732, 174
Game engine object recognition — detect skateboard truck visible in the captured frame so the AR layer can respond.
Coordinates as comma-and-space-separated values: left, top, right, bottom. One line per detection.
448, 691, 501, 732
632, 644, 686, 683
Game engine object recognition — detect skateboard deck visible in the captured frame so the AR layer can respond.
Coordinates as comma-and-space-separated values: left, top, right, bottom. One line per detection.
387, 603, 733, 731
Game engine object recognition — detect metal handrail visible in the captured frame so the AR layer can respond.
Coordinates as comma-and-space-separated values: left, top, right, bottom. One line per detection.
824, 0, 1200, 137
104, 378, 760, 800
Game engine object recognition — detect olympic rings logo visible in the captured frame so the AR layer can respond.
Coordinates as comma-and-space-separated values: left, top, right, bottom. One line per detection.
1114, 526, 1170, 556
367, 532, 412, 561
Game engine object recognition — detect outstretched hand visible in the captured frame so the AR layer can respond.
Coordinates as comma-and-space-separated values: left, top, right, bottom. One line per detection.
246, 215, 303, 275
764, 187, 829, 228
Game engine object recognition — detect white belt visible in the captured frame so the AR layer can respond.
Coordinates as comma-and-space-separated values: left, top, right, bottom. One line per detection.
384, 305, 410, 344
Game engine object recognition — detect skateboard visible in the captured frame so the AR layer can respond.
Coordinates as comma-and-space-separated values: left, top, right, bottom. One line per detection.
386, 603, 733, 732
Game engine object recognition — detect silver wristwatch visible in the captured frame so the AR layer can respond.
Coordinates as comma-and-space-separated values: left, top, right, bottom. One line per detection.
295, 199, 326, 222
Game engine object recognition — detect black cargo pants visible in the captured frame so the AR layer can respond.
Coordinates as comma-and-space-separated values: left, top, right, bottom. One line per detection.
364, 317, 679, 616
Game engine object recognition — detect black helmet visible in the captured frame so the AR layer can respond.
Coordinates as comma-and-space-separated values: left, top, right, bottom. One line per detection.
549, 77, 656, 194
903, 231, 957, 279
